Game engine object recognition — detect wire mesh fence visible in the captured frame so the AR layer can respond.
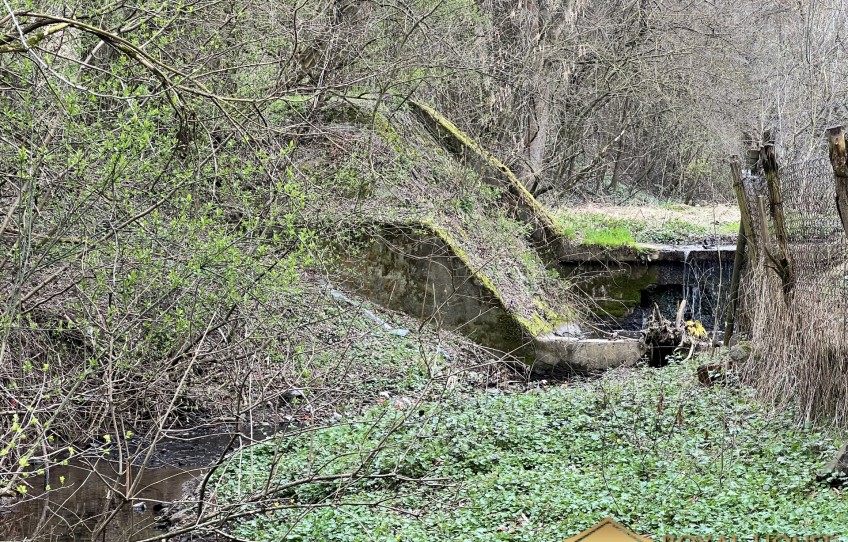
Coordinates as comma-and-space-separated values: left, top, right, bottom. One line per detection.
741, 156, 848, 325
737, 151, 848, 424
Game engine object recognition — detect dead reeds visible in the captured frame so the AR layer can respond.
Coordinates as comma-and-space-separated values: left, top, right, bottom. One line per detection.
737, 155, 848, 425
740, 261, 848, 424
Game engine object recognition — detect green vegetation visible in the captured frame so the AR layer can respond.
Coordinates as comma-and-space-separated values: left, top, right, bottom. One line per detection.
582, 225, 637, 248
558, 211, 738, 247
3, 4, 848, 542
215, 360, 848, 540
289, 293, 434, 397
4, 3, 841, 540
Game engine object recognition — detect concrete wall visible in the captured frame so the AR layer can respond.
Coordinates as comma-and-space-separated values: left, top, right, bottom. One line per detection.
560, 246, 736, 330
337, 223, 530, 357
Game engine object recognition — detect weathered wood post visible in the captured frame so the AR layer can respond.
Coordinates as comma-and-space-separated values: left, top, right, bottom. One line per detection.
825, 128, 848, 340
760, 144, 794, 300
730, 154, 758, 262
826, 126, 848, 236
724, 155, 750, 345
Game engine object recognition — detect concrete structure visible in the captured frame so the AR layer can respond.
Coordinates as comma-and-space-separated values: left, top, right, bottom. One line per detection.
534, 335, 646, 374
337, 222, 531, 356
560, 245, 736, 330
336, 221, 651, 373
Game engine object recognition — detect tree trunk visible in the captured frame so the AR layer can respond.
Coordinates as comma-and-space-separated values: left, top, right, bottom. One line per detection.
518, 0, 546, 194
521, 80, 552, 194
730, 155, 758, 263
514, 0, 581, 195
607, 138, 625, 193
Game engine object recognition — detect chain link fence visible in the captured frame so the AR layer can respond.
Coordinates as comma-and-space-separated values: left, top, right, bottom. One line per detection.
738, 153, 848, 424
741, 157, 848, 324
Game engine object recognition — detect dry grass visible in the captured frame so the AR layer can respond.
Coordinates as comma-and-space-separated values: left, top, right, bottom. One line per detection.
736, 157, 848, 426
740, 262, 848, 425
558, 202, 740, 227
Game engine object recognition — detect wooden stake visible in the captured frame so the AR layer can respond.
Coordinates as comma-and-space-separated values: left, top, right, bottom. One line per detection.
826, 126, 848, 236
730, 155, 757, 263
723, 225, 746, 346
760, 144, 794, 299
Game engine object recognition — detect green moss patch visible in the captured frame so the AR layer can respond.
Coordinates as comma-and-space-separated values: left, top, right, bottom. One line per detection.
589, 267, 658, 318
407, 100, 568, 259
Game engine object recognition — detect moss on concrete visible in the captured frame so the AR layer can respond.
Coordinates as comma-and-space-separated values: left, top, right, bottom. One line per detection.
313, 98, 580, 362
415, 219, 573, 338
407, 100, 569, 262
590, 268, 658, 318
516, 312, 556, 338
407, 101, 544, 210
423, 220, 505, 304
334, 219, 574, 360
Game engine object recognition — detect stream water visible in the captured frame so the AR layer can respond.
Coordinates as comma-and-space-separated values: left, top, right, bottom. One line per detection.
1, 460, 202, 541
0, 424, 280, 541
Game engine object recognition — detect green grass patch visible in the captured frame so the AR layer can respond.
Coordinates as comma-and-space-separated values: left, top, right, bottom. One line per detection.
558, 212, 639, 247
215, 361, 848, 540
558, 211, 737, 246
581, 225, 636, 248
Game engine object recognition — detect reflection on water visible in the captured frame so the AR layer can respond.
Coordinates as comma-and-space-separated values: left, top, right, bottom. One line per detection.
0, 425, 279, 541
1, 460, 202, 541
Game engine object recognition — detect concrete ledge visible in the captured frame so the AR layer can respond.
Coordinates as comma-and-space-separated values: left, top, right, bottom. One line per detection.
558, 243, 735, 264
533, 335, 646, 373
335, 221, 564, 358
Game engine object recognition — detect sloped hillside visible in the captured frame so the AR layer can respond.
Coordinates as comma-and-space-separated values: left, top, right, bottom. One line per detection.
292, 98, 579, 357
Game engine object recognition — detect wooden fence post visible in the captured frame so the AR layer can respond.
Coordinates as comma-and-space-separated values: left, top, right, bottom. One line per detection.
730, 155, 757, 263
760, 144, 794, 299
724, 156, 750, 345
826, 126, 848, 236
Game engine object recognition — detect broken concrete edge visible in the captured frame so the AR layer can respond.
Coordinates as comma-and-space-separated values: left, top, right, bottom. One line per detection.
406, 101, 537, 204
407, 100, 569, 261
422, 218, 571, 336
559, 243, 737, 264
